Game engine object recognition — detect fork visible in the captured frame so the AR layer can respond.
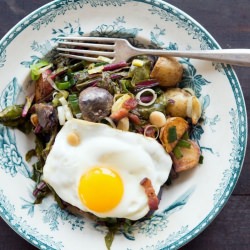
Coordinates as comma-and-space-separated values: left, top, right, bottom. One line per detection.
57, 37, 250, 67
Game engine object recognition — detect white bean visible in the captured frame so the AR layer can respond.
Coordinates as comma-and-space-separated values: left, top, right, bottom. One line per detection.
149, 111, 167, 127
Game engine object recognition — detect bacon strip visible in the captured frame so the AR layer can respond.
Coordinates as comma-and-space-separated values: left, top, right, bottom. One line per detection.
140, 177, 159, 211
122, 98, 138, 110
110, 108, 129, 122
128, 113, 141, 125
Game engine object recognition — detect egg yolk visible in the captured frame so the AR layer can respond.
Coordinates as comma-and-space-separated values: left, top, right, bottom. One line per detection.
78, 167, 124, 212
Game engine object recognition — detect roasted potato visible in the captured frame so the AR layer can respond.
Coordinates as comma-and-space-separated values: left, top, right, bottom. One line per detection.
172, 139, 201, 173
150, 57, 183, 87
165, 88, 202, 124
165, 88, 190, 117
159, 117, 189, 153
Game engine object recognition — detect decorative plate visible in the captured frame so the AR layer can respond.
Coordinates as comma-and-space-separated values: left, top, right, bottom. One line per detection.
0, 0, 247, 249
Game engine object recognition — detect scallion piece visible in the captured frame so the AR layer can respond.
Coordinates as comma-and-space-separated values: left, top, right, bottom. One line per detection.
68, 94, 81, 115
168, 126, 177, 143
199, 155, 204, 164
56, 81, 71, 90
182, 131, 189, 140
173, 146, 183, 159
30, 60, 51, 80
177, 139, 191, 148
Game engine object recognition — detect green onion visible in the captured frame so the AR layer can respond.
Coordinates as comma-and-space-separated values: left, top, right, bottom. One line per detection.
52, 91, 69, 107
173, 146, 183, 159
168, 126, 177, 143
177, 139, 191, 148
199, 155, 204, 164
30, 60, 51, 80
182, 131, 189, 140
56, 81, 71, 90
68, 94, 81, 115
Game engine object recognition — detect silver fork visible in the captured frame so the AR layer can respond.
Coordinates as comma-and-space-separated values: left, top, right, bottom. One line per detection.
57, 37, 250, 67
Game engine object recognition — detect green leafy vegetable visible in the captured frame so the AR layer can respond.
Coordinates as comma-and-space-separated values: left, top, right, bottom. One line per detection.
0, 104, 32, 133
25, 149, 36, 162
128, 59, 151, 86
42, 127, 58, 160
31, 161, 44, 183
105, 227, 117, 250
0, 104, 23, 122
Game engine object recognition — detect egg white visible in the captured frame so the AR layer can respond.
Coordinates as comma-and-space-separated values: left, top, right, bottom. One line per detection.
43, 119, 172, 220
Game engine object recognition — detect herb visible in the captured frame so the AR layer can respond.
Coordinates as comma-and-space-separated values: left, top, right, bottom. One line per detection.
182, 131, 189, 140
177, 139, 191, 148
199, 155, 204, 164
173, 146, 183, 159
168, 126, 177, 143
56, 81, 72, 90
30, 60, 51, 80
68, 94, 81, 115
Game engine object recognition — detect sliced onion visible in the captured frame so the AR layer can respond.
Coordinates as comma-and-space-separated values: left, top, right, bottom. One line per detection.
47, 76, 60, 91
100, 117, 117, 128
59, 96, 68, 106
75, 113, 82, 119
140, 96, 154, 103
64, 105, 73, 121
136, 88, 157, 106
144, 125, 160, 139
57, 106, 66, 125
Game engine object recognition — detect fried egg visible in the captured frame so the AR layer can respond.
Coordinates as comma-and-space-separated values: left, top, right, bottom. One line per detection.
43, 119, 172, 220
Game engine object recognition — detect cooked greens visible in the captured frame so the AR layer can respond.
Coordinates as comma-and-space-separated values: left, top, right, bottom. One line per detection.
0, 51, 204, 249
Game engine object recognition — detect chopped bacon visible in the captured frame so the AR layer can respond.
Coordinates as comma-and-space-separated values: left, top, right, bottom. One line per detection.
122, 98, 138, 110
140, 177, 159, 211
128, 113, 141, 125
110, 108, 129, 122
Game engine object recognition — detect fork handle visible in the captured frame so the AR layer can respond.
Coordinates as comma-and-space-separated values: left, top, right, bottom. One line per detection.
133, 48, 250, 67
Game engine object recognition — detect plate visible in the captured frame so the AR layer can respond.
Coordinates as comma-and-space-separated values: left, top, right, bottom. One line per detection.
0, 0, 247, 249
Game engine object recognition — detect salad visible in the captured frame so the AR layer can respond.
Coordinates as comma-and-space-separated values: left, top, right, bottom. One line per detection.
0, 51, 203, 249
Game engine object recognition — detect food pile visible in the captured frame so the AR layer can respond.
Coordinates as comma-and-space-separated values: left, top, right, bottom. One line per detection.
0, 53, 203, 248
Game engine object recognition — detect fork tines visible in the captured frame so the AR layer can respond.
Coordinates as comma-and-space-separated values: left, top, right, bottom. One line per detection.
57, 36, 116, 62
